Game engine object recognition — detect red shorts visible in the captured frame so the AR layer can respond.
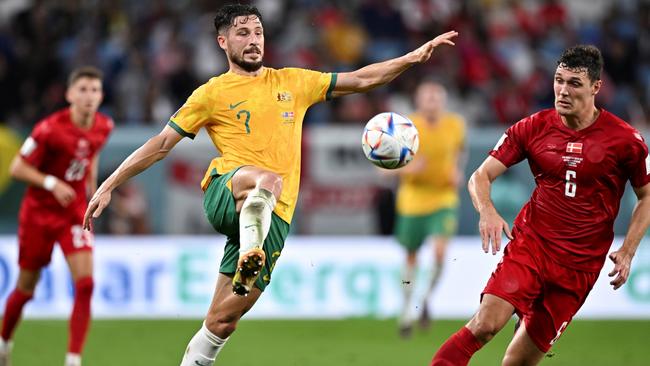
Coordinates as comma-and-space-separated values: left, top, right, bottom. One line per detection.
482, 230, 599, 352
17, 210, 93, 270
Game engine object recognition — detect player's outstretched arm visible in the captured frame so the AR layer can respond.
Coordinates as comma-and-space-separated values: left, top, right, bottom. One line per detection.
83, 125, 183, 229
9, 155, 76, 207
330, 30, 458, 98
468, 156, 513, 255
609, 182, 650, 290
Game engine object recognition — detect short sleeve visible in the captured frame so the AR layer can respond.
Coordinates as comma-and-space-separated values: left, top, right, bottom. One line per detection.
20, 121, 50, 167
168, 83, 212, 139
288, 68, 337, 106
489, 117, 529, 167
626, 132, 650, 188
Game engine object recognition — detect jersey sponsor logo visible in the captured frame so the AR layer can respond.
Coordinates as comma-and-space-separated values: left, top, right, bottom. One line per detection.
493, 133, 507, 151
566, 142, 583, 154
20, 137, 37, 156
228, 100, 247, 110
276, 91, 293, 102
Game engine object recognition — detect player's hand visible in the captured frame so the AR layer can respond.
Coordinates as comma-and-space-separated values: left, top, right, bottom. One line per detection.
478, 208, 513, 255
52, 180, 76, 207
608, 249, 633, 290
408, 30, 458, 64
83, 189, 112, 230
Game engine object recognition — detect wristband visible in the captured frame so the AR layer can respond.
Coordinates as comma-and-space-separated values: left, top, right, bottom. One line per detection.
43, 175, 57, 191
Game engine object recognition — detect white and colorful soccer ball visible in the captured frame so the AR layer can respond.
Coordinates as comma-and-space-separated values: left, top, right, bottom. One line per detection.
361, 112, 419, 169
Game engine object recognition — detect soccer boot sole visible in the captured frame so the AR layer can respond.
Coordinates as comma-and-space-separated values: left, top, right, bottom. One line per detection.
232, 247, 265, 296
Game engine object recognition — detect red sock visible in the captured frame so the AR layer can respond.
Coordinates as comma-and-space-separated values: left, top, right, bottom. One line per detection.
69, 277, 94, 354
431, 326, 483, 366
1, 289, 33, 341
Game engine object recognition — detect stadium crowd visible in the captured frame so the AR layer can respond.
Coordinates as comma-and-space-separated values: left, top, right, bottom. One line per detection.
0, 0, 649, 129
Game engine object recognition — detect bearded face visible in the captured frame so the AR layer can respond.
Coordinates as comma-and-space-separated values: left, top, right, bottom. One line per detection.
219, 15, 264, 73
228, 43, 263, 72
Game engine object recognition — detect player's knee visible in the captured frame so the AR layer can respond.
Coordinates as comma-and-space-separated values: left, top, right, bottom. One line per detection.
470, 319, 502, 343
258, 172, 283, 196
16, 273, 41, 293
205, 312, 239, 338
16, 281, 38, 294
74, 277, 94, 297
405, 252, 417, 266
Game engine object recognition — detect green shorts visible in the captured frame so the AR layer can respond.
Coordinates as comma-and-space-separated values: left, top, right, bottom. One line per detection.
395, 208, 458, 252
203, 168, 290, 291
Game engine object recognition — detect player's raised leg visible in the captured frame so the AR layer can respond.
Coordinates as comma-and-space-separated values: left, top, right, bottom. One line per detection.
180, 165, 289, 365
181, 273, 262, 366
0, 269, 39, 366
64, 248, 94, 366
431, 294, 514, 366
230, 166, 282, 296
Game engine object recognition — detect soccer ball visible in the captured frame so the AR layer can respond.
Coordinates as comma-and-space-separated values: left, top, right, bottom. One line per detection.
361, 112, 419, 169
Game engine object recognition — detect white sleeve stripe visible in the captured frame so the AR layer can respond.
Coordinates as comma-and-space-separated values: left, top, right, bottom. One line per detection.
645, 153, 650, 175
493, 133, 507, 151
19, 137, 37, 157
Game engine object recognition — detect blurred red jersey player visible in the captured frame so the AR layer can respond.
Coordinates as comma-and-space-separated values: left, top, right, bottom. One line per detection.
0, 66, 113, 366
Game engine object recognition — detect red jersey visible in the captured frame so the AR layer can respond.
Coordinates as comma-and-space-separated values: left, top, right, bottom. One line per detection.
19, 108, 113, 220
491, 108, 650, 272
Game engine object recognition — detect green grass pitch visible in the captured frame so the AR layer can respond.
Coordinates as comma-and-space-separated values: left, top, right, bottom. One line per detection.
11, 319, 650, 365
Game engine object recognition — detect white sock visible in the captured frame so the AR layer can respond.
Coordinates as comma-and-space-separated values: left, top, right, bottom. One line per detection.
239, 188, 276, 253
64, 353, 81, 366
399, 265, 415, 325
424, 263, 443, 302
180, 322, 228, 366
0, 338, 12, 356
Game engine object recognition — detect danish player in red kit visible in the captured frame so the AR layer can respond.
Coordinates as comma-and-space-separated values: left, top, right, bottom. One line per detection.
0, 66, 113, 366
432, 45, 650, 365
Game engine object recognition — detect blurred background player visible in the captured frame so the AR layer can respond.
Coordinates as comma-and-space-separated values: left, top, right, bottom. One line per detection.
431, 45, 650, 366
395, 80, 465, 337
82, 4, 457, 366
0, 66, 113, 366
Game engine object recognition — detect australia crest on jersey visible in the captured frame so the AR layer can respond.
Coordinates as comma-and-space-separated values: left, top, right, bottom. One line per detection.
276, 91, 293, 103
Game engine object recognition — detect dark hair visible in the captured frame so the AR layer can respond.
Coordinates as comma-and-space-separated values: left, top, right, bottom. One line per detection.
556, 45, 603, 82
68, 66, 103, 86
213, 4, 263, 35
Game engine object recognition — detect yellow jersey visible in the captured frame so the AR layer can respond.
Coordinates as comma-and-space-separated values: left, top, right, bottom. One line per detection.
169, 67, 336, 224
396, 111, 465, 215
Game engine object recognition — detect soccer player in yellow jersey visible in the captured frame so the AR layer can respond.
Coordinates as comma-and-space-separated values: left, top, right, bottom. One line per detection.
395, 81, 465, 337
82, 4, 457, 365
